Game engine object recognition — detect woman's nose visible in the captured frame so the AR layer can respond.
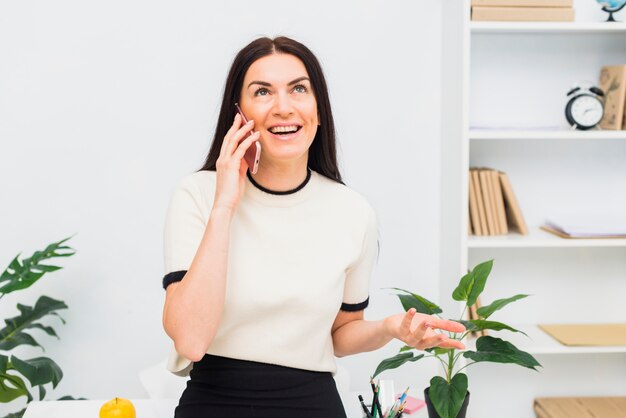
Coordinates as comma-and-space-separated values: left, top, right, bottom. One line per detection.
272, 92, 294, 117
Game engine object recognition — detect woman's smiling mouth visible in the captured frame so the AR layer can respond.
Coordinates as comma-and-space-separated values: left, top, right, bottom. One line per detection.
267, 124, 303, 140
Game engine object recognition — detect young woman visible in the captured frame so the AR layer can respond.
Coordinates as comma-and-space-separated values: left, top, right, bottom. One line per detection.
161, 36, 465, 418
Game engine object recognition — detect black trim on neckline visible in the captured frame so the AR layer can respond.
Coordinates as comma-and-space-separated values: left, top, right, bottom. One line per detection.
247, 169, 312, 196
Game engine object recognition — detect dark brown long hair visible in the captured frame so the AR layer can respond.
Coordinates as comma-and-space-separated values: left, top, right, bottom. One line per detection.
198, 36, 343, 184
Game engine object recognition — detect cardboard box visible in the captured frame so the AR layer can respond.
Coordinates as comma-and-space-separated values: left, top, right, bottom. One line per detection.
471, 6, 575, 21
472, 0, 572, 6
534, 397, 626, 418
598, 65, 626, 130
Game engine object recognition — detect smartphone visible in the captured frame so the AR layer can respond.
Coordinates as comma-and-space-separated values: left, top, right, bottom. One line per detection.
234, 103, 261, 175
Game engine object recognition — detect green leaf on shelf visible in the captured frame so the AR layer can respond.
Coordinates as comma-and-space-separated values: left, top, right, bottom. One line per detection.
429, 373, 468, 418
373, 352, 425, 378
463, 336, 541, 370
476, 294, 529, 319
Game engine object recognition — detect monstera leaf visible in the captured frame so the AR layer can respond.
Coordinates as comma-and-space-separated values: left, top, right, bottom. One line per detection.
0, 296, 67, 351
0, 236, 75, 295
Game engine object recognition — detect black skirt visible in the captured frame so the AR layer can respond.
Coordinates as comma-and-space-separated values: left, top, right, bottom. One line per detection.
174, 354, 348, 418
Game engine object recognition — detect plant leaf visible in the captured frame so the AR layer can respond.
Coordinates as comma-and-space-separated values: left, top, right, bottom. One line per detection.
476, 294, 529, 319
390, 288, 442, 315
1, 407, 27, 418
0, 237, 75, 295
452, 272, 473, 302
0, 372, 32, 403
0, 355, 8, 374
399, 345, 415, 352
467, 260, 492, 307
425, 347, 454, 356
453, 319, 477, 332
429, 373, 468, 418
0, 296, 67, 350
373, 352, 425, 378
463, 336, 541, 370
469, 320, 527, 335
11, 356, 63, 389
451, 260, 493, 306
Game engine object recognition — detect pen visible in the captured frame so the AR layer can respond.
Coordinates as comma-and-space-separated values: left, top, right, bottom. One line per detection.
358, 394, 373, 418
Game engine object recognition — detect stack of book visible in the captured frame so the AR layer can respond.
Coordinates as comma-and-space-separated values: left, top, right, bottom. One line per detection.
471, 0, 575, 22
599, 64, 626, 131
468, 168, 528, 236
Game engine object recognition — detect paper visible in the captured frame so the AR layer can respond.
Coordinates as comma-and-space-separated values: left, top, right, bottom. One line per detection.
544, 215, 626, 237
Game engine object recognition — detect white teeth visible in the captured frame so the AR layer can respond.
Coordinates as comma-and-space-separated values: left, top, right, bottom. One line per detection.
269, 125, 299, 134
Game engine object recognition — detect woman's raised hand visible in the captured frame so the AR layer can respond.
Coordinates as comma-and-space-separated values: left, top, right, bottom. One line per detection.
213, 113, 261, 213
384, 308, 466, 351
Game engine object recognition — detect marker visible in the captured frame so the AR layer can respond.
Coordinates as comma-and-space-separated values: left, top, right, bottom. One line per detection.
358, 394, 373, 418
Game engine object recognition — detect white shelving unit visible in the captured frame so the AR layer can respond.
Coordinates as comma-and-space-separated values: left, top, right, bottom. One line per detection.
471, 21, 626, 34
466, 324, 626, 355
440, 1, 626, 417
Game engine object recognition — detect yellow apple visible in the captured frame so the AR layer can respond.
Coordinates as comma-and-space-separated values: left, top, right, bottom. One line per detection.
99, 397, 136, 418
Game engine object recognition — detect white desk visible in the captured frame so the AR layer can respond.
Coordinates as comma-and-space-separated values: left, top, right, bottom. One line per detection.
23, 393, 426, 417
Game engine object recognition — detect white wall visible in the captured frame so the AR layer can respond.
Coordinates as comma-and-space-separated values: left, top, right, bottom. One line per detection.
0, 0, 443, 412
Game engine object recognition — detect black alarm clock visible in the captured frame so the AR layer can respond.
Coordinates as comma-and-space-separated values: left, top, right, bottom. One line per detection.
565, 84, 605, 130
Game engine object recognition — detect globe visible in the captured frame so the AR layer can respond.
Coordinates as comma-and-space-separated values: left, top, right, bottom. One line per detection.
596, 0, 626, 21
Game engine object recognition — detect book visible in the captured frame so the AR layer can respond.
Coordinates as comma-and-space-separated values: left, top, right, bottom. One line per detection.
479, 170, 496, 235
468, 175, 483, 235
598, 65, 626, 131
541, 217, 626, 238
539, 323, 626, 346
535, 397, 626, 418
471, 170, 489, 235
491, 170, 508, 234
499, 172, 528, 235
472, 0, 572, 6
471, 6, 575, 22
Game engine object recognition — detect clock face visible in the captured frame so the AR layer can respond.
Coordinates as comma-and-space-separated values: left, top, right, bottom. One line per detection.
569, 95, 604, 128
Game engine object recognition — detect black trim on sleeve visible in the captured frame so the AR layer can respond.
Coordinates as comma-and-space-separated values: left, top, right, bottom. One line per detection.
163, 270, 187, 290
340, 297, 369, 312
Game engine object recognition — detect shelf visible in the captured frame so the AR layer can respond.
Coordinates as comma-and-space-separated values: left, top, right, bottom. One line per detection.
471, 21, 626, 34
465, 324, 626, 355
469, 129, 626, 141
467, 227, 626, 248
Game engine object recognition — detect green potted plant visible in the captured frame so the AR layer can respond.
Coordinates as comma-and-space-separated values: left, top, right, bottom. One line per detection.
373, 260, 541, 418
0, 236, 83, 418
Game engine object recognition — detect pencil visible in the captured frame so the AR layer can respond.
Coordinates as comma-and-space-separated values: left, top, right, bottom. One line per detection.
369, 377, 383, 417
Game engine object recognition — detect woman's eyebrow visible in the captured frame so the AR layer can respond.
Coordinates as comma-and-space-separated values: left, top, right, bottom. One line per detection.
287, 76, 310, 86
247, 77, 310, 89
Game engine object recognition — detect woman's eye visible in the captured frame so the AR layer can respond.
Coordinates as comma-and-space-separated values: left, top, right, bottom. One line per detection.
254, 88, 269, 96
293, 84, 307, 93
